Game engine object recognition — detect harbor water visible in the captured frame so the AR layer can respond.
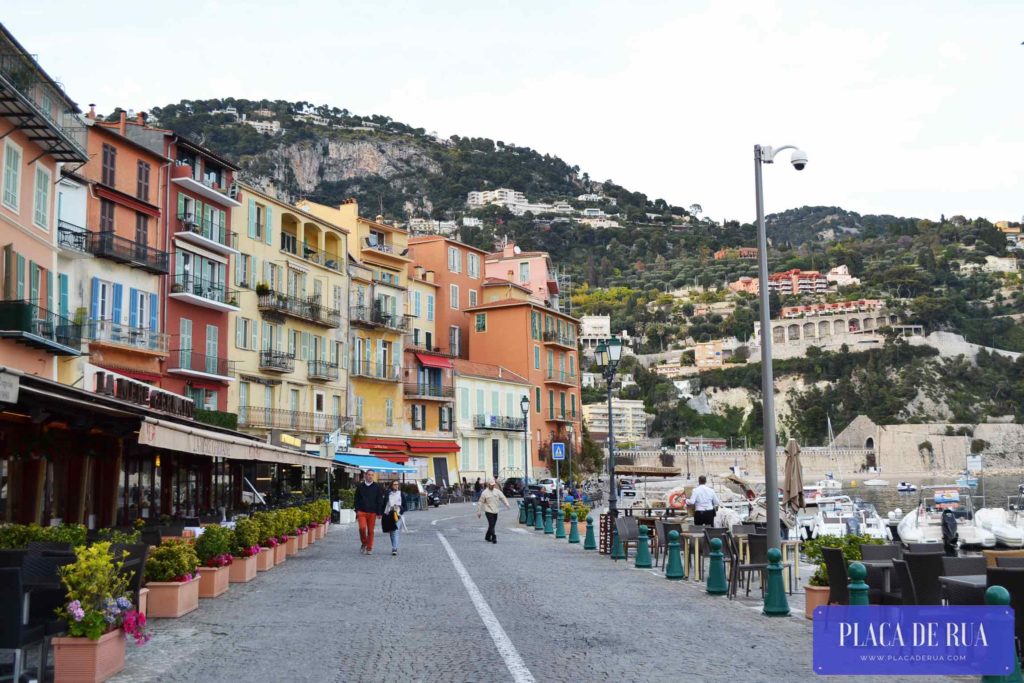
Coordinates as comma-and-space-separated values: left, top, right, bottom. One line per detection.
842, 474, 1024, 517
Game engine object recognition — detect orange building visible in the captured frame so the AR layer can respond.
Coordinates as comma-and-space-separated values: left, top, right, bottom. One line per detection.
465, 290, 581, 474
407, 235, 487, 358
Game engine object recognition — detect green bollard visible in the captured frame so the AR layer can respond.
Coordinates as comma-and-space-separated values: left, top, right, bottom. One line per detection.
634, 524, 653, 568
543, 507, 554, 534
665, 530, 685, 580
555, 509, 566, 539
706, 537, 729, 595
611, 527, 626, 560
763, 547, 792, 616
525, 502, 534, 526
983, 585, 1024, 683
568, 513, 580, 544
583, 515, 596, 550
518, 501, 526, 525
847, 561, 869, 606
534, 505, 544, 531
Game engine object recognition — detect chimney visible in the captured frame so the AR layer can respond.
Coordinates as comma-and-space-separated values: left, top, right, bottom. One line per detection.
507, 269, 513, 281
375, 214, 384, 224
425, 270, 435, 284
136, 111, 145, 125
414, 265, 425, 280
87, 104, 97, 120
118, 110, 127, 136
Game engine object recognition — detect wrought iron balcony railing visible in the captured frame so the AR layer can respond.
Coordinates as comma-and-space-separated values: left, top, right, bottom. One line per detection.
473, 414, 527, 431
238, 407, 354, 433
176, 213, 237, 250
308, 360, 340, 381
350, 360, 402, 382
280, 234, 343, 271
57, 221, 88, 253
259, 350, 295, 373
257, 292, 341, 328
404, 382, 454, 399
545, 369, 577, 385
0, 300, 81, 355
168, 350, 233, 378
170, 274, 238, 308
543, 331, 576, 347
349, 305, 411, 332
87, 230, 169, 274
84, 320, 168, 353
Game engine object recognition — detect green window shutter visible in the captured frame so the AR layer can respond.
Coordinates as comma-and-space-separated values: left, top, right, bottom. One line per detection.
264, 206, 273, 245
28, 261, 38, 302
250, 318, 257, 350
177, 193, 185, 217
247, 199, 256, 239
45, 270, 53, 313
16, 254, 24, 299
58, 274, 68, 319
236, 317, 244, 348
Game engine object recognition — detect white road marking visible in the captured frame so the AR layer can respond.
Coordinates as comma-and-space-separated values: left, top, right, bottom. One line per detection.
437, 532, 536, 683
430, 515, 466, 526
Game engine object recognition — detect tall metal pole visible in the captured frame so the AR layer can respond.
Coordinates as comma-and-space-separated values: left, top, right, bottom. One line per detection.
754, 144, 780, 552
606, 372, 617, 518
523, 413, 529, 489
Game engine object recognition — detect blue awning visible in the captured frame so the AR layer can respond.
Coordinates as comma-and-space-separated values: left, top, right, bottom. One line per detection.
333, 454, 416, 474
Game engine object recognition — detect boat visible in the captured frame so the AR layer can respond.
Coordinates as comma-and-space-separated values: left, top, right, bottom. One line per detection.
808, 495, 891, 541
863, 479, 889, 487
898, 486, 995, 548
815, 473, 843, 490
897, 481, 917, 492
975, 508, 1024, 548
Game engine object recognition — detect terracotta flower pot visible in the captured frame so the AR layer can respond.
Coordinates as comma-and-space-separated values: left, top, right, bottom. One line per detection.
274, 543, 287, 565
285, 535, 298, 556
297, 532, 308, 550
146, 576, 199, 618
317, 524, 325, 540
256, 547, 273, 571
197, 565, 230, 598
307, 528, 316, 545
229, 555, 257, 583
138, 587, 149, 618
804, 584, 831, 619
53, 628, 126, 683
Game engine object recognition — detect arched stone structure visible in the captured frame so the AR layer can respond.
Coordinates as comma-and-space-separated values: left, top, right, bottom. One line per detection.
773, 326, 785, 343
787, 324, 800, 341
833, 320, 845, 335
803, 322, 815, 338
818, 321, 831, 337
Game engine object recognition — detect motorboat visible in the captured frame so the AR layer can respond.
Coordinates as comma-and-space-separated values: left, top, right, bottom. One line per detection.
815, 473, 843, 491
809, 495, 891, 541
898, 486, 995, 548
897, 481, 917, 493
975, 508, 1024, 548
863, 479, 889, 487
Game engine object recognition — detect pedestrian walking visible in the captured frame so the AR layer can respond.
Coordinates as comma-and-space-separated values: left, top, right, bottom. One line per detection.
473, 477, 483, 502
354, 470, 385, 554
689, 475, 720, 526
477, 478, 510, 544
381, 480, 405, 556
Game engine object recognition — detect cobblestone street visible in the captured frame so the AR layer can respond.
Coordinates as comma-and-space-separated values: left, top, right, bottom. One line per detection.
113, 504, 949, 683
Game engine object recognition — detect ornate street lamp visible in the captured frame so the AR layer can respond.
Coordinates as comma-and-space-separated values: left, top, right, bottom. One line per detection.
520, 394, 530, 495
595, 338, 623, 518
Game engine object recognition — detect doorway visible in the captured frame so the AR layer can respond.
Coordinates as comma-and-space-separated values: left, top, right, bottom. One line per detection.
432, 457, 449, 488
491, 439, 500, 479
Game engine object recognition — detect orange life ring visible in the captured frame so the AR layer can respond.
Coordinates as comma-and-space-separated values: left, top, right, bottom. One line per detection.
667, 491, 687, 509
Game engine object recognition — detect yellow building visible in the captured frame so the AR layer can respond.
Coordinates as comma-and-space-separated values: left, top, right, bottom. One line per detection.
228, 185, 352, 445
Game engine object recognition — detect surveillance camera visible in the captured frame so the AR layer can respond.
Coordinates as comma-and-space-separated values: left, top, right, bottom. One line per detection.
791, 149, 808, 171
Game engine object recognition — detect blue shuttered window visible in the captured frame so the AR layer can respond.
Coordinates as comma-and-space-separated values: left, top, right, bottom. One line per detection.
58, 274, 68, 319
264, 205, 272, 245
90, 277, 100, 319
111, 283, 123, 324
149, 293, 158, 332
247, 198, 256, 239
129, 288, 138, 328
45, 270, 53, 312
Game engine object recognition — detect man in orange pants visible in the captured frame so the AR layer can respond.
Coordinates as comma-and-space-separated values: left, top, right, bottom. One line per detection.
354, 470, 385, 554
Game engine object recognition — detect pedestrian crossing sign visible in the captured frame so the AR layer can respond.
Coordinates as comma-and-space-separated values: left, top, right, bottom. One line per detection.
552, 442, 565, 460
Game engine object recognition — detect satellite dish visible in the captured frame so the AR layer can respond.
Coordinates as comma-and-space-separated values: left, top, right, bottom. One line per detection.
513, 246, 522, 254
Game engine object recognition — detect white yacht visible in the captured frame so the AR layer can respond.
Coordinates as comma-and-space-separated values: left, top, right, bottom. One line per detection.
809, 495, 891, 541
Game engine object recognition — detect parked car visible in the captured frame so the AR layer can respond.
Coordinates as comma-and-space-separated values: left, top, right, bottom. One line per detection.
537, 478, 564, 494
502, 477, 528, 497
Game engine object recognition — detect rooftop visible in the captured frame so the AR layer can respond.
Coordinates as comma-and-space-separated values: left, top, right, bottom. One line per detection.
452, 359, 529, 384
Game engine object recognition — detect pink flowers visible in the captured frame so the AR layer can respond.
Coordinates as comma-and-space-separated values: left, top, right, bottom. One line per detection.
172, 572, 197, 583
121, 609, 150, 645
67, 600, 85, 622
205, 553, 233, 568
238, 545, 260, 558
265, 538, 279, 548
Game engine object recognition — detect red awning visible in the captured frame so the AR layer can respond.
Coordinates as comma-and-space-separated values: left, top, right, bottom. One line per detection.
376, 454, 409, 463
354, 438, 409, 461
405, 440, 461, 454
415, 353, 452, 370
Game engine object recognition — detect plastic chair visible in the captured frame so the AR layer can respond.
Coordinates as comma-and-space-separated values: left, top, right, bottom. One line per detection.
892, 559, 915, 604
734, 533, 773, 598
944, 556, 987, 574
904, 552, 945, 605
614, 516, 639, 561
0, 568, 46, 683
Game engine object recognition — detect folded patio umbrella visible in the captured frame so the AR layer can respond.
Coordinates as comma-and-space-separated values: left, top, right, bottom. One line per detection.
783, 438, 805, 514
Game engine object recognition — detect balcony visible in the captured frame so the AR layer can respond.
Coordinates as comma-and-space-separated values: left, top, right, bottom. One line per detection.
168, 274, 239, 313
57, 221, 89, 256
86, 231, 169, 275
349, 305, 411, 333
280, 234, 342, 272
350, 361, 402, 383
84, 320, 168, 355
0, 301, 81, 355
473, 414, 526, 431
0, 51, 87, 162
543, 331, 576, 348
545, 369, 578, 386
404, 382, 454, 400
167, 350, 234, 382
259, 350, 295, 373
237, 407, 354, 434
257, 292, 340, 328
547, 413, 576, 424
175, 213, 238, 256
308, 360, 340, 381
360, 237, 411, 261
170, 164, 242, 207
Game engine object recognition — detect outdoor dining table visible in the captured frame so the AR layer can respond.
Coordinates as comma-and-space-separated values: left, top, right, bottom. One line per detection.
859, 559, 895, 593
733, 535, 799, 592
938, 574, 987, 605
680, 531, 705, 581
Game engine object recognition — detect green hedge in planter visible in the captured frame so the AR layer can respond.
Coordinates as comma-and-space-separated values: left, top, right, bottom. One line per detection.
194, 525, 235, 567
145, 539, 200, 582
803, 533, 883, 587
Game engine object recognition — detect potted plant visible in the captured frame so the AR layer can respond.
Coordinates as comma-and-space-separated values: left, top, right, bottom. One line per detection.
171, 282, 184, 294
228, 296, 239, 307
52, 542, 150, 683
336, 489, 356, 524
252, 511, 277, 571
144, 539, 200, 618
802, 534, 881, 619
273, 510, 289, 565
255, 282, 271, 297
193, 525, 234, 598
229, 518, 260, 583
282, 508, 300, 556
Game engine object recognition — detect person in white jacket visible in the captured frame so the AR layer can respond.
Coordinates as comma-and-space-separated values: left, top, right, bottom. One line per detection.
476, 479, 511, 544
382, 480, 405, 556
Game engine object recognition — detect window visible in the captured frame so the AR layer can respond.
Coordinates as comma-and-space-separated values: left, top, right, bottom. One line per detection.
412, 404, 424, 430
447, 246, 461, 273
467, 253, 480, 278
369, 229, 386, 247
100, 199, 115, 231
440, 406, 452, 431
450, 284, 459, 309
459, 388, 469, 419
101, 144, 117, 186
3, 141, 21, 211
468, 290, 478, 307
548, 390, 555, 418
560, 392, 566, 418
135, 213, 148, 246
332, 395, 341, 417
569, 355, 576, 377
253, 203, 264, 240
519, 262, 530, 283
449, 326, 461, 357
33, 165, 51, 229
236, 253, 253, 287
315, 392, 325, 412
534, 345, 540, 369
413, 291, 421, 317
356, 397, 364, 424
289, 329, 297, 357
571, 394, 577, 417
535, 387, 541, 413
427, 295, 434, 321
475, 313, 486, 332
385, 399, 394, 427
235, 317, 257, 350
136, 161, 150, 200
531, 312, 540, 340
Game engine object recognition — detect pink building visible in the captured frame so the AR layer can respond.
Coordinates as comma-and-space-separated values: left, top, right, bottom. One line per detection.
728, 276, 759, 295
484, 242, 560, 309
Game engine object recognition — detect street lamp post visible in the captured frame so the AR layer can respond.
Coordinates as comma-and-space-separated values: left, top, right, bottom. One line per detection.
566, 423, 574, 490
520, 395, 530, 497
596, 339, 623, 518
753, 143, 807, 555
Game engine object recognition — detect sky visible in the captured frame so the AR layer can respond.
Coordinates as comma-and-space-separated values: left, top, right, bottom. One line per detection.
6, 1, 1024, 223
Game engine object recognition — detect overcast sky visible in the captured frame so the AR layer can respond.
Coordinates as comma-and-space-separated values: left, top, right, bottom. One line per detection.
7, 1, 1024, 223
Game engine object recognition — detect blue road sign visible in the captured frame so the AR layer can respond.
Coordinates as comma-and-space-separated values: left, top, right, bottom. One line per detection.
552, 442, 566, 460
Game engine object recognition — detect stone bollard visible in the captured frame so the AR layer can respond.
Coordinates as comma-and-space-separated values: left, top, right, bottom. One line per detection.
526, 502, 534, 526
634, 524, 653, 569
983, 585, 1024, 683
706, 537, 729, 595
568, 512, 580, 544
534, 505, 545, 531
583, 515, 597, 550
763, 547, 792, 616
543, 507, 554, 534
611, 527, 626, 560
555, 509, 566, 539
518, 500, 526, 525
847, 561, 869, 606
665, 530, 685, 580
